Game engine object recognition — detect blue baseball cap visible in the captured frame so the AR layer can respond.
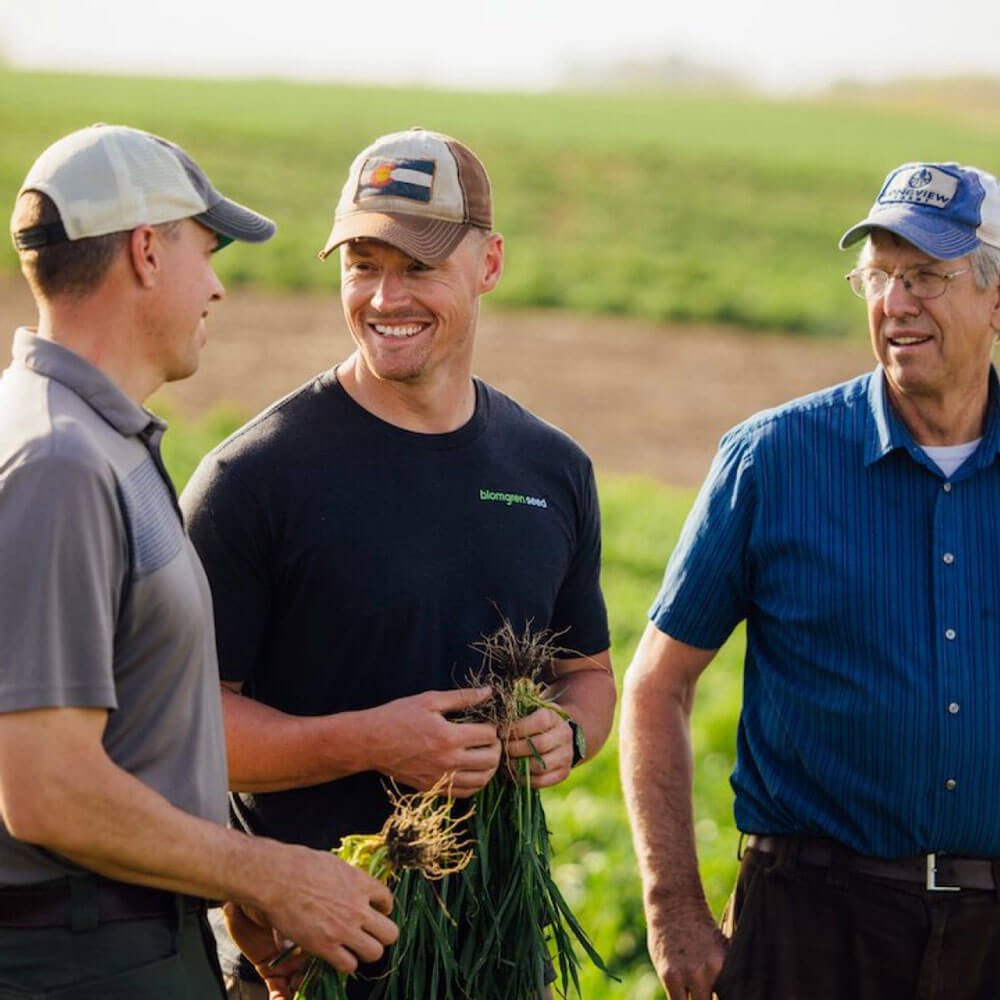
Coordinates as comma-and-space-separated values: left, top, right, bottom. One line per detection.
839, 162, 1000, 260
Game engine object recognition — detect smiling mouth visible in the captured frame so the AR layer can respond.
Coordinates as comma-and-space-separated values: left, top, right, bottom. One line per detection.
369, 321, 427, 339
887, 334, 932, 347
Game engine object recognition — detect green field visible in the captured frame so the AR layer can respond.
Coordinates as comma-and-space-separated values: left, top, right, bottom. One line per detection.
162, 415, 742, 999
4, 69, 1000, 335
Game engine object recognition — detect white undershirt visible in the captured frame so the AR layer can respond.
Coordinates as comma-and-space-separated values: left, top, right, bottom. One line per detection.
920, 439, 982, 477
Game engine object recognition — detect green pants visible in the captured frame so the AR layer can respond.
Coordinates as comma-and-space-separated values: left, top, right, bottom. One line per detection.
0, 904, 225, 999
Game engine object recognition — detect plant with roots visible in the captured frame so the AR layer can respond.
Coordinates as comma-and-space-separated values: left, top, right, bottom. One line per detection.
370, 620, 614, 1000
281, 779, 473, 1000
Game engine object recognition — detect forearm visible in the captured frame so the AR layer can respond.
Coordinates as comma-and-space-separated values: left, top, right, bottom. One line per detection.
223, 687, 377, 792
1, 705, 399, 976
1, 708, 299, 910
53, 784, 288, 907
544, 653, 616, 763
619, 627, 715, 911
620, 669, 705, 908
619, 626, 729, 998
223, 685, 502, 797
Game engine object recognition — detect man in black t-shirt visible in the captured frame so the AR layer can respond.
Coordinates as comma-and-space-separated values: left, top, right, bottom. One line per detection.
181, 128, 616, 999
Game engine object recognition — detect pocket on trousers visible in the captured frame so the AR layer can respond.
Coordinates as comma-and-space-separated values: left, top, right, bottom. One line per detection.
42, 952, 190, 999
713, 855, 768, 998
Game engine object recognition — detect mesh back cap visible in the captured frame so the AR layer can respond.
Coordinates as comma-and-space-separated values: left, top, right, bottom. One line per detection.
13, 124, 275, 249
839, 161, 1000, 259
319, 127, 492, 266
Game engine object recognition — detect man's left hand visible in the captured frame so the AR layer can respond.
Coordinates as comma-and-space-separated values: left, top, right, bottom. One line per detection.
504, 707, 574, 788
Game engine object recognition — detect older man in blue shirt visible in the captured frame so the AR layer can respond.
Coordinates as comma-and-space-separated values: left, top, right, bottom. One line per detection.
621, 161, 1000, 1000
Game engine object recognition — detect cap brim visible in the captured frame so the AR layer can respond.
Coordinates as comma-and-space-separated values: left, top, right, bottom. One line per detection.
197, 197, 276, 247
839, 209, 977, 260
318, 212, 470, 266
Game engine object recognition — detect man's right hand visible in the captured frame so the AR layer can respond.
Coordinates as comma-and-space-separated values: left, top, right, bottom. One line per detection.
222, 901, 307, 999
647, 896, 729, 1000
257, 845, 397, 976
368, 687, 501, 797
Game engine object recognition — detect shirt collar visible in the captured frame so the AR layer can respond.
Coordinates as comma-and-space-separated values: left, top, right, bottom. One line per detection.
10, 328, 165, 440
864, 363, 1000, 470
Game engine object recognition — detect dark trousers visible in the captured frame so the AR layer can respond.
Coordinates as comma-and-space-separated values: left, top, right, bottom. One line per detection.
0, 898, 225, 999
715, 845, 1000, 1000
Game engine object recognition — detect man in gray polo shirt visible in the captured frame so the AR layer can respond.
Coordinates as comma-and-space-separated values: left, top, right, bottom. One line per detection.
0, 125, 396, 999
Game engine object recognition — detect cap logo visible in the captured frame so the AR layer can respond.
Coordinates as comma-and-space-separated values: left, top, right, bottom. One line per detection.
356, 157, 435, 204
880, 165, 959, 211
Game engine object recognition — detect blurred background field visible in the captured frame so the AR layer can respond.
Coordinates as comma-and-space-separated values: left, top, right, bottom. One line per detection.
6, 63, 1000, 997
3, 69, 1000, 335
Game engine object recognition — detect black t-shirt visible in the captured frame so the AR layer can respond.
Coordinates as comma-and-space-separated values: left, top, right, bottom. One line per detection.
182, 372, 609, 850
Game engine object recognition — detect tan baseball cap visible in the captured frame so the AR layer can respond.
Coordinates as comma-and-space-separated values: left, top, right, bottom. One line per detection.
12, 124, 275, 252
318, 127, 492, 266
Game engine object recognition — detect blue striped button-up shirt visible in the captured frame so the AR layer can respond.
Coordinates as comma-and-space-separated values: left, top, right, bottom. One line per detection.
651, 367, 1000, 857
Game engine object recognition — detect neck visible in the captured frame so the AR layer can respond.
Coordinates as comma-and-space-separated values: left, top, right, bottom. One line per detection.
336, 353, 476, 433
35, 293, 159, 407
886, 378, 990, 446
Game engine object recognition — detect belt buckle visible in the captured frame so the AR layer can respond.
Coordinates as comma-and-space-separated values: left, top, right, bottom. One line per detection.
926, 852, 960, 892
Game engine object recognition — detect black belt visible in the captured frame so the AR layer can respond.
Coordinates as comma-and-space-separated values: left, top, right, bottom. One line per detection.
746, 835, 999, 892
0, 877, 205, 928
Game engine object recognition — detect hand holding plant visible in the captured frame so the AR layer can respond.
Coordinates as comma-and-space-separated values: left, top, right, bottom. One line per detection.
369, 686, 501, 797
223, 902, 307, 1000
288, 779, 474, 1000
504, 705, 575, 788
443, 619, 616, 999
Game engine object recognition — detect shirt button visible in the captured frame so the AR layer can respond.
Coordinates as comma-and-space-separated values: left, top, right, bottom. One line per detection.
945, 779, 957, 791
943, 552, 955, 564
945, 628, 957, 640
949, 702, 960, 714
943, 483, 952, 492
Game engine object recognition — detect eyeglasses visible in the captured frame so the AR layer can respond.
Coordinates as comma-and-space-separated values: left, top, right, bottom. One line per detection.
845, 265, 971, 301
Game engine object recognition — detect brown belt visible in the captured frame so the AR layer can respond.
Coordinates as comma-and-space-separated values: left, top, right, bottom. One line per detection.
746, 835, 999, 892
0, 878, 205, 928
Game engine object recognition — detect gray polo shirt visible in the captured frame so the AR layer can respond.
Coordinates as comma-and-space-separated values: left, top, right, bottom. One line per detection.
0, 329, 227, 885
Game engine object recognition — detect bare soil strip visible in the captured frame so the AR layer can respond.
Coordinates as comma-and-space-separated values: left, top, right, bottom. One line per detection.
1, 277, 875, 487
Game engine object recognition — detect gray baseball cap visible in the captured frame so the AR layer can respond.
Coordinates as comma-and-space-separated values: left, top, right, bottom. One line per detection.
12, 124, 275, 251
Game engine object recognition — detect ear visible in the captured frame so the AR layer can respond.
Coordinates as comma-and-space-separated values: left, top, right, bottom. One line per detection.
990, 274, 1000, 335
128, 225, 161, 289
479, 232, 504, 295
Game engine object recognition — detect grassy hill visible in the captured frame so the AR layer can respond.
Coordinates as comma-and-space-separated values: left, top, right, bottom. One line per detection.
3, 69, 1000, 335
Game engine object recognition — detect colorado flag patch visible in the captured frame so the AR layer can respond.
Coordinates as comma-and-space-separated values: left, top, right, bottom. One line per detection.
357, 158, 435, 203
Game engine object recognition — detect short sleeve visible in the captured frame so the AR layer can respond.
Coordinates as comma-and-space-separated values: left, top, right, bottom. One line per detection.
181, 453, 271, 685
649, 425, 757, 649
0, 458, 122, 711
551, 460, 611, 658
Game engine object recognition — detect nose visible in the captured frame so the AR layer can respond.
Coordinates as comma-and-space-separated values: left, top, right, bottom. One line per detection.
211, 269, 225, 303
880, 272, 919, 316
371, 269, 409, 312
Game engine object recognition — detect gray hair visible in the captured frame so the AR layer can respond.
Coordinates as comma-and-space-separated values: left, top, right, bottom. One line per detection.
970, 243, 1000, 290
